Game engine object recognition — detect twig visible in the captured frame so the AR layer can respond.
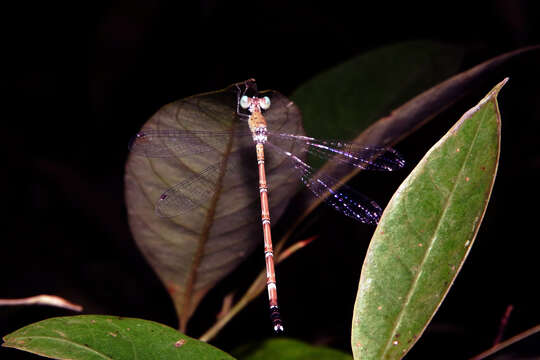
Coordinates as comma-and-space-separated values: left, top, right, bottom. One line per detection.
216, 292, 235, 319
0, 295, 83, 312
493, 304, 513, 346
469, 324, 540, 360
275, 236, 317, 262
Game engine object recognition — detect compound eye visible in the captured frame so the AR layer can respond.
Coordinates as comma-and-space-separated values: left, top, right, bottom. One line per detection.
240, 95, 250, 109
260, 96, 271, 110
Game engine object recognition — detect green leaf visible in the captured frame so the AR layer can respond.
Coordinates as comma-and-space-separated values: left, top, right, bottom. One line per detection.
2, 315, 235, 359
292, 40, 464, 142
351, 79, 506, 360
233, 338, 352, 360
125, 82, 305, 330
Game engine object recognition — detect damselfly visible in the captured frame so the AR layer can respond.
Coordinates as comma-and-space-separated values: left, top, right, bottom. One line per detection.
129, 79, 405, 332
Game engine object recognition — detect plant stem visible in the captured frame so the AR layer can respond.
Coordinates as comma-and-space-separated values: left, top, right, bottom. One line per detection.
469, 324, 540, 360
0, 295, 82, 312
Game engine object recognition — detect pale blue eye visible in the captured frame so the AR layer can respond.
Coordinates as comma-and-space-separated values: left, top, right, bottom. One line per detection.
240, 95, 250, 109
260, 96, 271, 110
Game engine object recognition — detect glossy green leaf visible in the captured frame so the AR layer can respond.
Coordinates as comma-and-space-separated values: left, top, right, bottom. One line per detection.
351, 79, 505, 360
125, 81, 305, 330
233, 338, 352, 360
2, 315, 235, 359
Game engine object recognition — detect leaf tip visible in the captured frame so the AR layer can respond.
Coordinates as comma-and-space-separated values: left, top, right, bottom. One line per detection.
474, 77, 509, 109
489, 77, 509, 98
497, 76, 509, 90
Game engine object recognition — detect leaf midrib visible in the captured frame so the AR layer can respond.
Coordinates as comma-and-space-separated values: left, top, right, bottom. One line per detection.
180, 110, 238, 330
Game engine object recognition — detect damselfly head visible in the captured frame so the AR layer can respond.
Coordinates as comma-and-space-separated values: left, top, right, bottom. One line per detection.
240, 95, 272, 112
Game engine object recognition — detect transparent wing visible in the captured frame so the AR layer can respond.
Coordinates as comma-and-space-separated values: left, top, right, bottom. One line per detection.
154, 154, 257, 218
267, 132, 405, 171
265, 142, 384, 224
155, 163, 221, 217
129, 129, 252, 158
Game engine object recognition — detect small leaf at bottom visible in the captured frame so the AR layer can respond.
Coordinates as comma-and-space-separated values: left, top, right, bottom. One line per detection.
3, 315, 235, 360
233, 338, 352, 360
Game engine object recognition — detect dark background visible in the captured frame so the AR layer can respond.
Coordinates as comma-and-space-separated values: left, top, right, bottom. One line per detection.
3, 1, 540, 359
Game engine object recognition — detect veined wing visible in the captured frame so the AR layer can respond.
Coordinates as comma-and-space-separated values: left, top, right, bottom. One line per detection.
267, 132, 405, 171
155, 163, 221, 217
129, 128, 252, 158
154, 157, 254, 218
265, 142, 383, 224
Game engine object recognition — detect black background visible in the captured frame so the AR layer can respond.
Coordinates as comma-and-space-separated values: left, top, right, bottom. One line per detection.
3, 1, 540, 359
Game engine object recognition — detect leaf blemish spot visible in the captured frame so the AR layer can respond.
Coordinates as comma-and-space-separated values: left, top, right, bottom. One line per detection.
393, 340, 399, 346
108, 332, 117, 337
377, 306, 382, 310
418, 243, 423, 247
456, 148, 460, 152
175, 339, 186, 347
465, 177, 470, 182
464, 240, 471, 247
